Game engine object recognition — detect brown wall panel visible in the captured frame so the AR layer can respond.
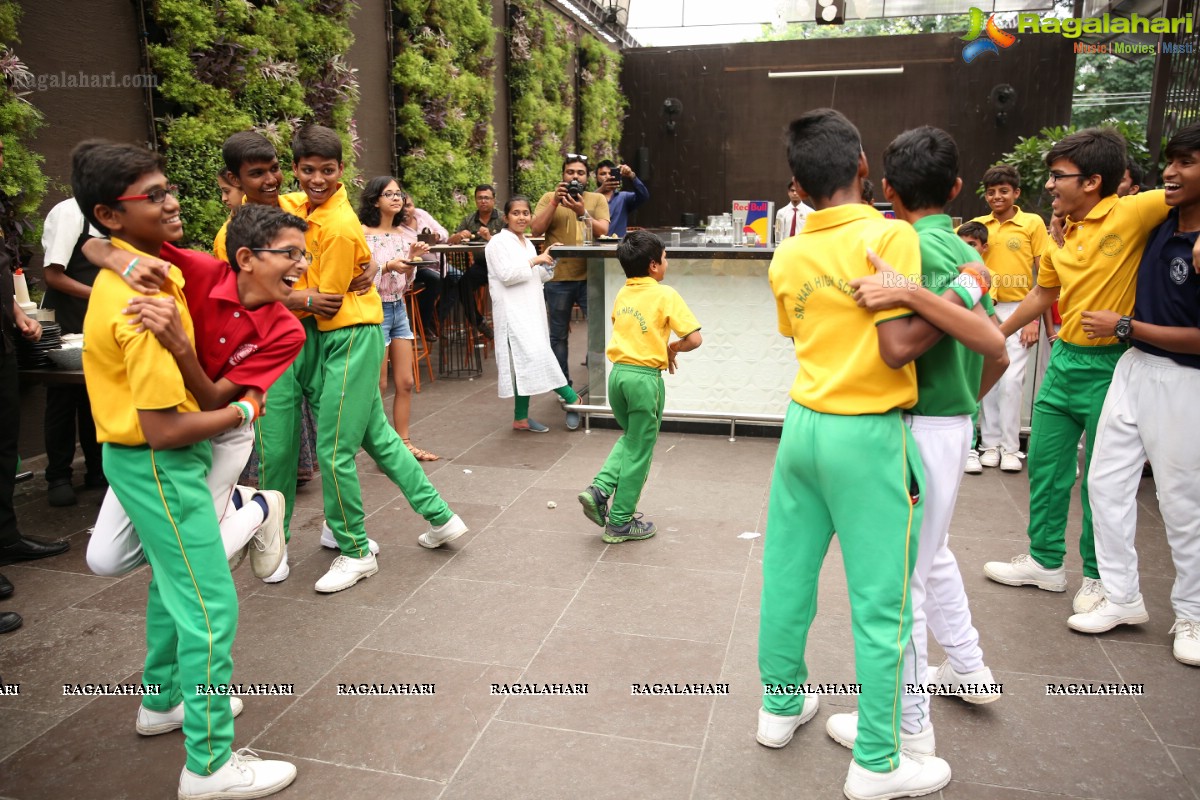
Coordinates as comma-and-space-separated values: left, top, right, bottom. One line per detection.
619, 33, 1075, 226
348, 0, 394, 182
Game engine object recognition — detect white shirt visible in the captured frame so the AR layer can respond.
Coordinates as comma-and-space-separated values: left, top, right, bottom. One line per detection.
774, 201, 813, 240
42, 199, 102, 269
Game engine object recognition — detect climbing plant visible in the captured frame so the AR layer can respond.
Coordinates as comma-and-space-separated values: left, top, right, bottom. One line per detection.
577, 33, 625, 164
0, 0, 47, 265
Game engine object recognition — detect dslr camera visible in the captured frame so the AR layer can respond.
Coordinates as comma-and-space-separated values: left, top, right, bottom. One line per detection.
566, 179, 586, 200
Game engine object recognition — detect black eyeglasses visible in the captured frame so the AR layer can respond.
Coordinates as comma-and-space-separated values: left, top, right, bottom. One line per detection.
252, 247, 313, 265
116, 185, 180, 204
565, 153, 589, 162
1048, 172, 1087, 184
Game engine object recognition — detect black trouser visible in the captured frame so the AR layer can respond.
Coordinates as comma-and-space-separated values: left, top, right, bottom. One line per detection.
413, 266, 442, 334
0, 347, 22, 547
43, 384, 102, 484
443, 261, 488, 327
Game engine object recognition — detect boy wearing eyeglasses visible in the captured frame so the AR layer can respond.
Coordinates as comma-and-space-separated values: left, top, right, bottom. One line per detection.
969, 165, 1049, 474
278, 125, 465, 593
531, 154, 610, 396
75, 139, 298, 799
982, 128, 1170, 616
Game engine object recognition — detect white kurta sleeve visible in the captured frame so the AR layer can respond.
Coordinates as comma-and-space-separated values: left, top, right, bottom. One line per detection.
486, 232, 536, 287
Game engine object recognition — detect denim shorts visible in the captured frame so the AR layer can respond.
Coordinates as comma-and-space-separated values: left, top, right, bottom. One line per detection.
381, 298, 414, 342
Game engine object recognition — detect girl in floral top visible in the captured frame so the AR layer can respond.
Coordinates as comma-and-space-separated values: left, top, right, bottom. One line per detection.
358, 177, 438, 461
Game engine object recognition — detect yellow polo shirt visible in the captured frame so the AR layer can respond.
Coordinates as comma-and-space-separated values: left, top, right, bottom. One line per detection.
1040, 190, 1169, 346
82, 239, 199, 446
281, 186, 379, 331
971, 207, 1048, 302
214, 218, 230, 262
769, 204, 921, 415
606, 277, 701, 370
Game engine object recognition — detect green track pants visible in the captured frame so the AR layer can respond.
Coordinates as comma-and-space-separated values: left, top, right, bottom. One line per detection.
592, 364, 664, 527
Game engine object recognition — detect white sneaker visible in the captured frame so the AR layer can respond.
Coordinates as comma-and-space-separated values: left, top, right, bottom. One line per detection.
137, 697, 243, 736
999, 450, 1022, 472
928, 661, 1000, 705
249, 491, 286, 579
320, 520, 379, 555
417, 513, 469, 549
314, 553, 378, 593
963, 451, 982, 475
1067, 596, 1149, 633
756, 694, 819, 748
825, 712, 935, 757
983, 553, 1067, 592
1169, 619, 1200, 666
178, 747, 296, 800
844, 752, 951, 800
1072, 577, 1107, 614
262, 545, 289, 584
978, 447, 1000, 468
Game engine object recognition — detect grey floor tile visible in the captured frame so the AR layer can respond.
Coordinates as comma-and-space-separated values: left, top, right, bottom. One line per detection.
0, 708, 58, 762
437, 526, 603, 590
1100, 639, 1200, 749
599, 514, 757, 575
0, 563, 116, 626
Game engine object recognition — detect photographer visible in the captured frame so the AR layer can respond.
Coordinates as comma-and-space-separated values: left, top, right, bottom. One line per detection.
530, 155, 610, 387
596, 160, 649, 238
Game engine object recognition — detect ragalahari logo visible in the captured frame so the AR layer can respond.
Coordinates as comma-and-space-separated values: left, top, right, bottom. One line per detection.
961, 7, 1017, 62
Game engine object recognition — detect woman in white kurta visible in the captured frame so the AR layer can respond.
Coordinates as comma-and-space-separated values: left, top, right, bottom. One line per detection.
485, 196, 581, 432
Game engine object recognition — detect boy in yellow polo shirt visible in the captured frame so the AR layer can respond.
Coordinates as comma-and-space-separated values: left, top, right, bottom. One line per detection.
577, 230, 701, 541
983, 127, 1170, 615
971, 165, 1048, 472
75, 139, 295, 799
755, 109, 1003, 800
274, 125, 465, 593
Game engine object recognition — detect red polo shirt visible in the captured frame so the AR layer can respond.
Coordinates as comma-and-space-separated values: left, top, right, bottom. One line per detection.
160, 243, 305, 395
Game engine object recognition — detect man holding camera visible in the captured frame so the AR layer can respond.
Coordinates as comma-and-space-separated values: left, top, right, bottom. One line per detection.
596, 160, 649, 238
531, 155, 610, 387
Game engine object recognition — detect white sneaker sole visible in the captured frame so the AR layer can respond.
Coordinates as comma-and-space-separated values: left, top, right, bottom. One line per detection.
418, 517, 469, 549
177, 768, 296, 800
963, 465, 982, 475
756, 701, 819, 748
983, 565, 1066, 592
1067, 611, 1149, 634
262, 560, 290, 585
315, 564, 379, 594
843, 770, 951, 800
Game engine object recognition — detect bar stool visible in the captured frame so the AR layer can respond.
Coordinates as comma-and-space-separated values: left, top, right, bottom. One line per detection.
405, 287, 434, 391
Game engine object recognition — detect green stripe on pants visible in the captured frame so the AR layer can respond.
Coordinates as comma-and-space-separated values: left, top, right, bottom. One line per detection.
759, 402, 923, 773
104, 441, 236, 776
593, 363, 664, 527
1026, 340, 1125, 577
255, 316, 323, 540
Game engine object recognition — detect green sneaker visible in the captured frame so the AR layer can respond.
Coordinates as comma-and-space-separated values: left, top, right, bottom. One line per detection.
603, 514, 656, 544
577, 485, 609, 528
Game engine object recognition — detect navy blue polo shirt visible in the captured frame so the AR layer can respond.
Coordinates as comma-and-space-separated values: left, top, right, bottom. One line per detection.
1132, 208, 1200, 369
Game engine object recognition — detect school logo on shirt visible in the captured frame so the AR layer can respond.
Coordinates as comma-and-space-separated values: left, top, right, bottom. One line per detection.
1006, 236, 1021, 251
1099, 233, 1124, 257
1170, 257, 1190, 285
229, 343, 258, 366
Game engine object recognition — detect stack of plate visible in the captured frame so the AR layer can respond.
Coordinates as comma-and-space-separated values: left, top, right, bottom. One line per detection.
16, 321, 61, 369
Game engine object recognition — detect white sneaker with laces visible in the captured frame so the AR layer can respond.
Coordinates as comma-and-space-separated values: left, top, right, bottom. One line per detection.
417, 513, 469, 549
315, 553, 378, 593
1072, 577, 1107, 614
756, 695, 819, 748
978, 447, 1000, 468
844, 752, 951, 800
137, 697, 243, 736
249, 491, 285, 579
1067, 596, 1149, 634
1169, 619, 1200, 666
825, 711, 935, 756
178, 748, 296, 800
320, 520, 379, 555
999, 449, 1023, 472
963, 451, 982, 475
983, 553, 1067, 592
928, 660, 1001, 705
262, 545, 289, 584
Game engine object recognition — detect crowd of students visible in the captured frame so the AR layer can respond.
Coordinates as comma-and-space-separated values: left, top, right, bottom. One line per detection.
0, 113, 1196, 799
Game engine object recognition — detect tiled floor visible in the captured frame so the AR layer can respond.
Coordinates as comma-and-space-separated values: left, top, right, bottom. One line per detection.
1, 338, 1198, 800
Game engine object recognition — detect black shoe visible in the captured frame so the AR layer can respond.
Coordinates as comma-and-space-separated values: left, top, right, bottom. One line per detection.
0, 611, 22, 633
476, 320, 494, 340
47, 480, 77, 507
0, 536, 71, 565
84, 472, 109, 490
0, 572, 12, 599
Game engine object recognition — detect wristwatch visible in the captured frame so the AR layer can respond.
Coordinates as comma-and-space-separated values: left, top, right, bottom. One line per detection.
1114, 315, 1133, 342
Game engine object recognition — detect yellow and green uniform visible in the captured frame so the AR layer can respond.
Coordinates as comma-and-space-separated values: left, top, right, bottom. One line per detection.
272, 187, 452, 555
83, 239, 237, 777
593, 277, 700, 526
971, 206, 1047, 302
1027, 190, 1168, 576
760, 203, 925, 774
